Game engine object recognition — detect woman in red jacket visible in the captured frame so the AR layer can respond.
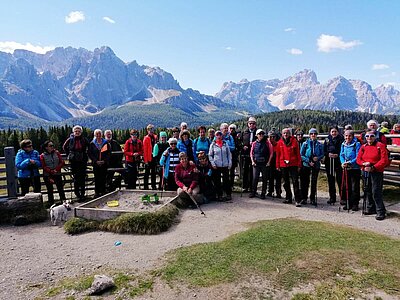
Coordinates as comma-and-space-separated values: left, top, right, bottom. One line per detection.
175, 152, 200, 203
124, 129, 143, 189
356, 129, 388, 220
276, 128, 302, 206
40, 140, 66, 206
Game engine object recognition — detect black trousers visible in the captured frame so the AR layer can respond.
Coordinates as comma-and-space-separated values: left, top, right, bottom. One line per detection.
300, 167, 319, 202
252, 164, 269, 195
166, 172, 178, 191
242, 155, 253, 191
364, 171, 385, 214
126, 162, 138, 189
93, 165, 108, 196
70, 161, 87, 199
281, 166, 301, 202
212, 167, 231, 197
144, 160, 157, 190
229, 154, 239, 187
341, 168, 361, 208
43, 174, 66, 204
19, 176, 41, 196
268, 167, 282, 196
325, 157, 342, 202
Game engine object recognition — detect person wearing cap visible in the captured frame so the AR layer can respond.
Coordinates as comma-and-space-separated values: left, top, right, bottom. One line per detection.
249, 129, 273, 199
193, 126, 212, 162
196, 151, 215, 203
378, 121, 390, 134
63, 125, 89, 201
324, 126, 344, 205
361, 120, 387, 145
153, 131, 170, 190
160, 138, 180, 191
177, 130, 195, 162
175, 152, 200, 202
238, 116, 258, 193
15, 139, 42, 196
276, 128, 302, 204
300, 128, 324, 206
180, 122, 188, 132
143, 124, 158, 190
124, 129, 143, 189
104, 130, 123, 192
267, 130, 282, 198
209, 130, 232, 201
228, 123, 240, 187
357, 129, 389, 220
340, 130, 362, 211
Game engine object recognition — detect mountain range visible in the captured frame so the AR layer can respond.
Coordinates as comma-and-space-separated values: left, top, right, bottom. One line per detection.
0, 46, 399, 129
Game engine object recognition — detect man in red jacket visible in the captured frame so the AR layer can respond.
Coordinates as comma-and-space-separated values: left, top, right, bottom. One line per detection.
276, 128, 302, 206
357, 129, 389, 220
143, 124, 158, 190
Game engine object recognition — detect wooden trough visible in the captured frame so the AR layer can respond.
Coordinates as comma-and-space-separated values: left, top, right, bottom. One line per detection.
74, 189, 182, 221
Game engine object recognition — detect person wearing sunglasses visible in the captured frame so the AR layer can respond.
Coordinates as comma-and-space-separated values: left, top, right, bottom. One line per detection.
160, 138, 181, 191
340, 130, 361, 211
40, 140, 66, 206
300, 128, 324, 206
361, 120, 387, 145
276, 128, 302, 205
357, 129, 389, 220
15, 139, 42, 196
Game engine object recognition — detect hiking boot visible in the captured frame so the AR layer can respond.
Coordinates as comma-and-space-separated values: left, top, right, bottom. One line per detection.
242, 188, 249, 193
364, 209, 377, 215
226, 194, 232, 201
351, 206, 359, 211
300, 199, 307, 205
342, 205, 349, 211
260, 194, 266, 200
249, 193, 256, 198
276, 194, 282, 199
375, 214, 385, 221
310, 200, 317, 207
283, 199, 293, 204
327, 199, 336, 205
266, 192, 273, 198
295, 201, 302, 207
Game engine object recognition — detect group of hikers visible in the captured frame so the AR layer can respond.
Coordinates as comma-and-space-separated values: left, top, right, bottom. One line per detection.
15, 118, 399, 221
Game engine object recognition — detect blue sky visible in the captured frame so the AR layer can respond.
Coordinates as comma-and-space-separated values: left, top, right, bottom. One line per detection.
1, 0, 399, 94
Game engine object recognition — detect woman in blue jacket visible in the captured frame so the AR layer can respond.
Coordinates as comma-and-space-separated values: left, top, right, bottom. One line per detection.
15, 139, 42, 196
300, 128, 324, 206
340, 130, 361, 211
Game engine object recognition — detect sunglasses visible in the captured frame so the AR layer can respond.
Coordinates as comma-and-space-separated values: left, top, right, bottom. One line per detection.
248, 122, 256, 125
310, 133, 317, 135
170, 143, 177, 145
25, 145, 33, 148
48, 144, 54, 147
198, 157, 207, 161
365, 134, 375, 138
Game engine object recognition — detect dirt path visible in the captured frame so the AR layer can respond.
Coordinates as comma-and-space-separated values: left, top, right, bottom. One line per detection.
0, 192, 399, 300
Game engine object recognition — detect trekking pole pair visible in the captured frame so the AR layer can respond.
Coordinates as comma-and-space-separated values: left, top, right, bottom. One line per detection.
362, 171, 369, 215
340, 166, 349, 212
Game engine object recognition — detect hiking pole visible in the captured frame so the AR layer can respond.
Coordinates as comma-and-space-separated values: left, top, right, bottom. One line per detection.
344, 167, 349, 212
240, 154, 244, 197
362, 171, 369, 215
187, 192, 206, 216
160, 166, 165, 200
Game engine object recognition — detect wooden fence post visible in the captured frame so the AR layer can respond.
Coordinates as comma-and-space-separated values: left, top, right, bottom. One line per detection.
4, 147, 18, 199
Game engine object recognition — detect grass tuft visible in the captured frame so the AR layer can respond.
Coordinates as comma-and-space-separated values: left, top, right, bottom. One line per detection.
64, 204, 179, 235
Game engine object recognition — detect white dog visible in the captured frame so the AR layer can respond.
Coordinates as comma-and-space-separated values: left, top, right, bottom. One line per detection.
50, 200, 72, 225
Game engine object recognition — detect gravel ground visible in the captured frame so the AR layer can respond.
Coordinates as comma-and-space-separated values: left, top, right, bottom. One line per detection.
0, 191, 399, 300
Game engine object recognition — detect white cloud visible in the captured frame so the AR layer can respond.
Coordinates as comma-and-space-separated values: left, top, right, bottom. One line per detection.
65, 11, 85, 24
103, 16, 115, 24
0, 41, 55, 54
287, 48, 303, 55
317, 34, 362, 52
372, 64, 389, 70
284, 27, 295, 32
225, 46, 234, 51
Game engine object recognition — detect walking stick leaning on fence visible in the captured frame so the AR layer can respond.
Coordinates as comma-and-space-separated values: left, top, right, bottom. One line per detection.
362, 171, 369, 215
